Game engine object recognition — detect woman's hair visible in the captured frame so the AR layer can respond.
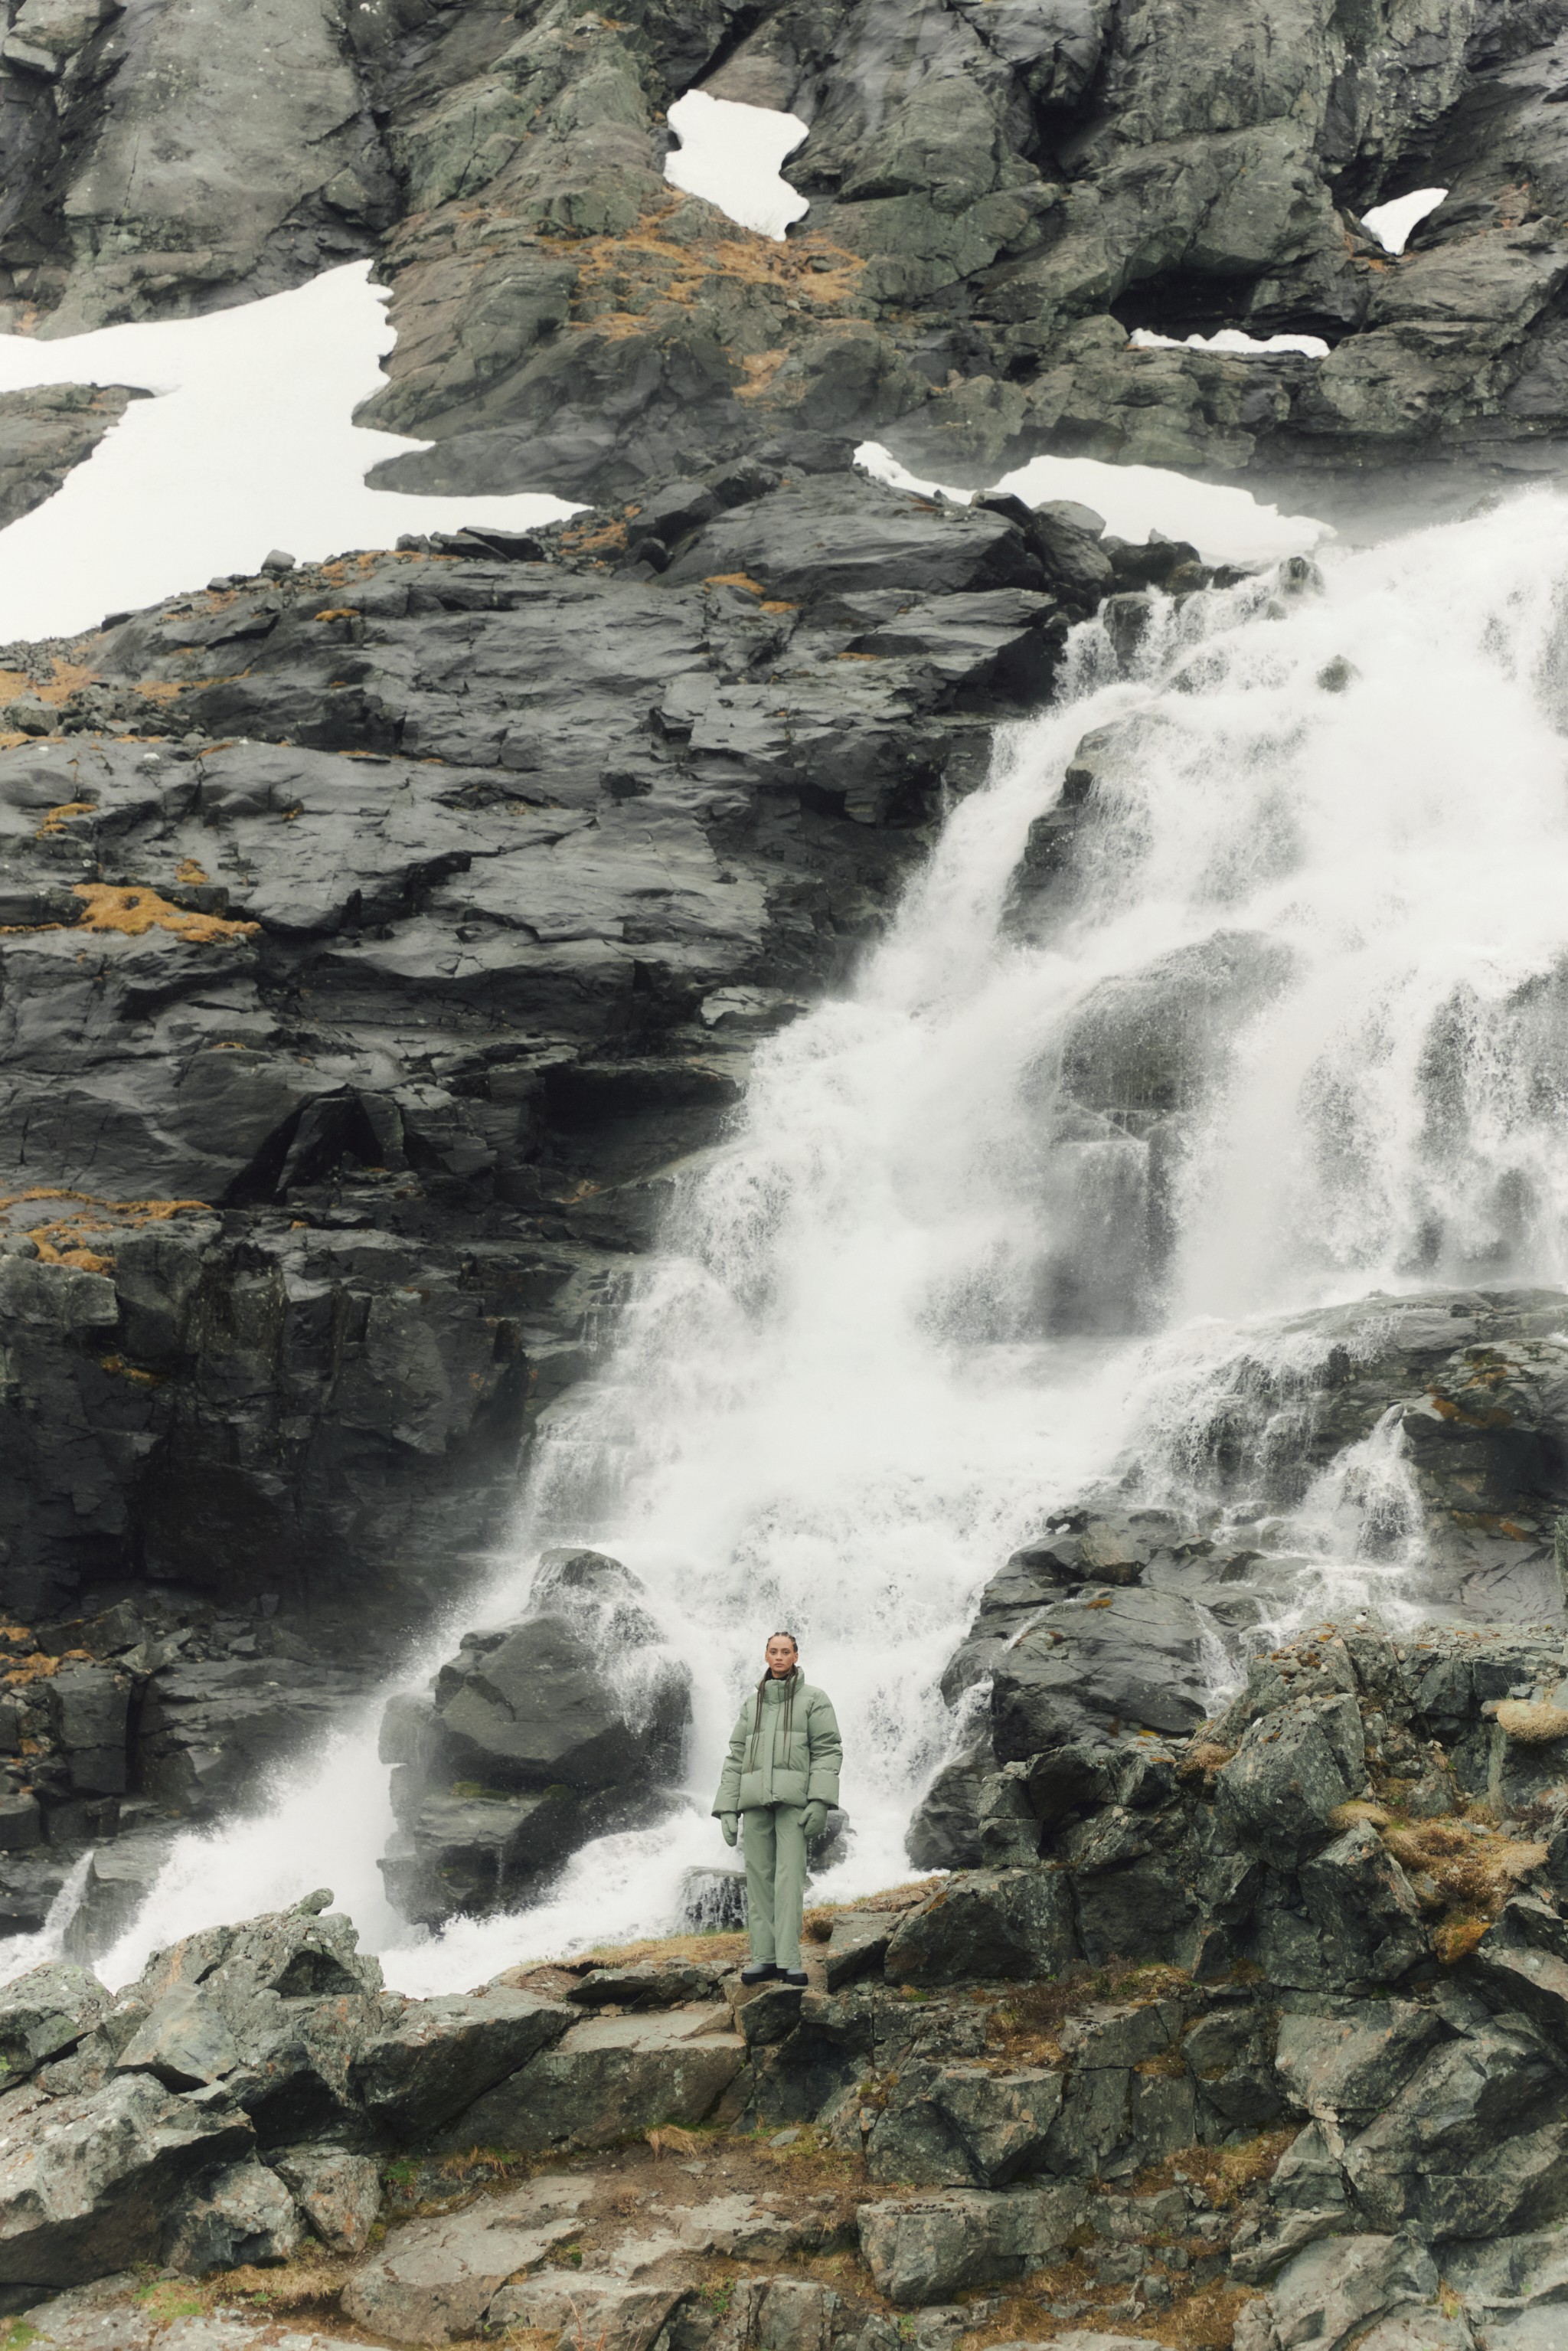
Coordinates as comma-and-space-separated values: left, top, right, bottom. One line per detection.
747, 1633, 800, 1766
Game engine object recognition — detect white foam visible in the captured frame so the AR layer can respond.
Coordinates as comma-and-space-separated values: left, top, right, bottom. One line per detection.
0, 262, 577, 642
856, 438, 1329, 567
664, 90, 809, 240
1361, 187, 1447, 255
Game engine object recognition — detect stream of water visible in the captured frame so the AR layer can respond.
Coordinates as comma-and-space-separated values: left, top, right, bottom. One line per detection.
56, 486, 1568, 1995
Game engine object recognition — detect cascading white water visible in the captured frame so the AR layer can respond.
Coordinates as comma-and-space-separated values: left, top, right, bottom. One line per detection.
74, 486, 1568, 1995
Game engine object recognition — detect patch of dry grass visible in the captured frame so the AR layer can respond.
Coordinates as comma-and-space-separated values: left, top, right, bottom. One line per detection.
1383, 1816, 1546, 1933
958, 2265, 1254, 2350
1132, 2127, 1298, 2208
1496, 1699, 1568, 1744
990, 1961, 1194, 2068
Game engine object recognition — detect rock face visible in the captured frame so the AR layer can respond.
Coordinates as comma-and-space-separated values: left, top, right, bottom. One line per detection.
913, 1289, 1568, 1869
3, 0, 1568, 499
0, 385, 141, 530
0, 468, 1106, 1640
379, 1548, 691, 1924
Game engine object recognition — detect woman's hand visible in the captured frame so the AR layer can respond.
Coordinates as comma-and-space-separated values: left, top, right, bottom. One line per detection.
720, 1813, 739, 1846
802, 1800, 828, 1842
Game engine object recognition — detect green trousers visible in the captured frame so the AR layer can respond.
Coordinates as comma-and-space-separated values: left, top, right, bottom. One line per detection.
742, 1802, 808, 1970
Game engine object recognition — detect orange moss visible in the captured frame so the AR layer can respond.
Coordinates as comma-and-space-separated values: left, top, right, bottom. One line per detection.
175, 858, 208, 885
705, 574, 767, 597
35, 800, 97, 836
0, 656, 98, 707
71, 883, 258, 946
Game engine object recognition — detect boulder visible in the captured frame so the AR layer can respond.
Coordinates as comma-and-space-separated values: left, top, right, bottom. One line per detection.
884, 1870, 1076, 1986
118, 1898, 390, 2147
567, 1959, 727, 2009
380, 1548, 691, 1927
271, 2144, 382, 2255
1342, 2020, 1568, 2238
162, 2154, 304, 2274
1216, 1695, 1367, 1850
430, 2005, 746, 2155
0, 1963, 109, 2080
351, 1986, 574, 2140
866, 2064, 1063, 2187
990, 1587, 1211, 1762
0, 2071, 253, 2288
1273, 2002, 1445, 2132
1243, 2233, 1442, 2351
858, 2182, 1087, 2304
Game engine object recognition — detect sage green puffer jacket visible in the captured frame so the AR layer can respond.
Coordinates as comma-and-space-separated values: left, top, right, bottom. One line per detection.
712, 1672, 841, 1815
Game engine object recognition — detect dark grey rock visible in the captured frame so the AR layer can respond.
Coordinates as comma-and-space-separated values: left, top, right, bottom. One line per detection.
0, 2071, 254, 2289
858, 2183, 1087, 2304
884, 1869, 1076, 1986
378, 1549, 690, 1927
990, 1586, 1211, 1762
351, 1985, 574, 2140
162, 2154, 303, 2274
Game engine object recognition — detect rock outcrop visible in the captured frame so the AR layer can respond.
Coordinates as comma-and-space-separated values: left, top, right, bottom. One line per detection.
915, 1287, 1568, 1869
379, 1546, 691, 1924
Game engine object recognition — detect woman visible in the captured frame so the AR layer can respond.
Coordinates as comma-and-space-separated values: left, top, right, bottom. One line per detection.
713, 1631, 842, 1984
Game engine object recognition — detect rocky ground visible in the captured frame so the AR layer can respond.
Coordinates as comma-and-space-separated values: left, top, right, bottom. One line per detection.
5, 1592, 1568, 2351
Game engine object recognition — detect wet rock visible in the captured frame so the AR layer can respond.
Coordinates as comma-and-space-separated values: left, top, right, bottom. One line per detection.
858, 2182, 1087, 2304
0, 1962, 109, 2078
163, 2154, 304, 2274
430, 2004, 746, 2155
990, 1586, 1211, 1761
0, 2071, 253, 2290
351, 1986, 574, 2140
379, 1549, 690, 1927
1216, 1695, 1367, 1850
62, 1830, 174, 1966
884, 1869, 1076, 1985
0, 387, 142, 532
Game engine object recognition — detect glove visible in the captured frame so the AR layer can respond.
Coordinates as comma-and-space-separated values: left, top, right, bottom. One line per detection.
802, 1800, 828, 1843
719, 1813, 739, 1847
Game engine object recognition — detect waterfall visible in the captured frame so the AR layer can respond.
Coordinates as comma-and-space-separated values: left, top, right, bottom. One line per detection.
78, 486, 1568, 1993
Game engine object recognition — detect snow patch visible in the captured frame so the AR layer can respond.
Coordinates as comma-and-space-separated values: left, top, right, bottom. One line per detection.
856, 440, 1328, 568
0, 262, 577, 644
1361, 187, 1446, 255
1130, 326, 1329, 359
664, 89, 809, 240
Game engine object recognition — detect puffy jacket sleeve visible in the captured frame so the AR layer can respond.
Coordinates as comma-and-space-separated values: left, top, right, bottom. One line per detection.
805, 1689, 842, 1806
713, 1702, 747, 1816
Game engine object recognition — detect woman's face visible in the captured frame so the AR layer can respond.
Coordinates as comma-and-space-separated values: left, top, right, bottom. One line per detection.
765, 1635, 798, 1677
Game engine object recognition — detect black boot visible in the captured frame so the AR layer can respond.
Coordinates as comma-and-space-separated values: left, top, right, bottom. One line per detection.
741, 1961, 781, 1984
780, 1970, 808, 1986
